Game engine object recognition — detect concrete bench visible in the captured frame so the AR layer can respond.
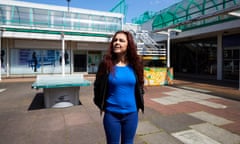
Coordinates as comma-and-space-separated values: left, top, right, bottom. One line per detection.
32, 74, 91, 108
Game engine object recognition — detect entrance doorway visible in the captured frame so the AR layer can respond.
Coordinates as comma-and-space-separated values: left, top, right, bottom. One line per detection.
74, 54, 87, 72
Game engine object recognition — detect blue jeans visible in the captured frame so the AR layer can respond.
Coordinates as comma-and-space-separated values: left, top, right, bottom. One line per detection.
103, 111, 138, 144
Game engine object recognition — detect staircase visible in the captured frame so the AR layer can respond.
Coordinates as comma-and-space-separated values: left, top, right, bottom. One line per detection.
132, 30, 166, 56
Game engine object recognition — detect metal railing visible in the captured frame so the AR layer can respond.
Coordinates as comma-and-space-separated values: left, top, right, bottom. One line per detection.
135, 31, 166, 56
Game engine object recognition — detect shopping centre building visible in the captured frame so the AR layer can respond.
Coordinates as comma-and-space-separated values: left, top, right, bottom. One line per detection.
0, 0, 124, 77
0, 0, 240, 86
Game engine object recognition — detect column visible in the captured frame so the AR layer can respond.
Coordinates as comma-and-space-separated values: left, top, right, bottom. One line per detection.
217, 33, 223, 80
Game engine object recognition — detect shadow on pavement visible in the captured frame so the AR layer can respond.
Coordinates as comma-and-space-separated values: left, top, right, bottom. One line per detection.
28, 93, 45, 110
28, 93, 83, 111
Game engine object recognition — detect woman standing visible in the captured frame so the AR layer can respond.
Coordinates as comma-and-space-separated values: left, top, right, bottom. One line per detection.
94, 30, 144, 144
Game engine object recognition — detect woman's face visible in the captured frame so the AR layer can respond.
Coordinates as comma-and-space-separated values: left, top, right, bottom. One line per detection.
112, 33, 128, 54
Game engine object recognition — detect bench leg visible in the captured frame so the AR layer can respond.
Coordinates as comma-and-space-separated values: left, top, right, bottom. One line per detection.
43, 87, 80, 108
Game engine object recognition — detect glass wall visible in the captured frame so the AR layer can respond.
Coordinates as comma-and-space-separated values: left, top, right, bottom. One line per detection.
0, 3, 122, 34
172, 37, 217, 75
10, 48, 71, 74
223, 34, 240, 80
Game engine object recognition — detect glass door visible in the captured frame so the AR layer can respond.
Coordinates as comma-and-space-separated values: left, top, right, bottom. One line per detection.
88, 52, 101, 73
73, 54, 87, 72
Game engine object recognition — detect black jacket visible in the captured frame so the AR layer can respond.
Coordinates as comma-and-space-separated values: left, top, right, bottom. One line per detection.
93, 72, 144, 114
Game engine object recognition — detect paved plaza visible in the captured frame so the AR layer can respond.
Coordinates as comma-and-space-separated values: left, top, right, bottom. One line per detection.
0, 76, 240, 144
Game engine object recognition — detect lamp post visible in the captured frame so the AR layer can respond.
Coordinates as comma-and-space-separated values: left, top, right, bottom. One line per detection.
61, 32, 65, 76
66, 0, 71, 12
61, 0, 70, 76
157, 29, 181, 68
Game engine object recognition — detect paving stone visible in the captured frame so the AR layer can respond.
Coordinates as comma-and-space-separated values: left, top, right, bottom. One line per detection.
140, 131, 183, 144
137, 121, 161, 135
64, 111, 94, 126
143, 107, 204, 133
152, 88, 227, 109
179, 86, 211, 93
194, 100, 227, 109
190, 123, 240, 144
0, 88, 6, 93
151, 97, 179, 105
30, 129, 66, 144
189, 111, 233, 125
172, 129, 221, 144
68, 123, 105, 144
164, 87, 214, 99
221, 122, 240, 135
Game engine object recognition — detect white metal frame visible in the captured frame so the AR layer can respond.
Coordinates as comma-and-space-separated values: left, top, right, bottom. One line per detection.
157, 29, 182, 68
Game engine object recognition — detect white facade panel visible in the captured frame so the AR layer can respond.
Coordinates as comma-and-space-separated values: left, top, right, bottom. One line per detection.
77, 43, 108, 51
14, 39, 61, 49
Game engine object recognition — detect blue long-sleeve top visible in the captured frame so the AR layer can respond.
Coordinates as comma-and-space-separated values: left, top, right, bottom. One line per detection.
106, 65, 137, 114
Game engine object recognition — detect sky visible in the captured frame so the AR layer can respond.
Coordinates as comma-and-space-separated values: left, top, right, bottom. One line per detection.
16, 0, 181, 23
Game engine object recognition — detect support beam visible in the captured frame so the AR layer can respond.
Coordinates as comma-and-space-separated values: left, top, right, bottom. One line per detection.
0, 30, 2, 81
217, 34, 222, 80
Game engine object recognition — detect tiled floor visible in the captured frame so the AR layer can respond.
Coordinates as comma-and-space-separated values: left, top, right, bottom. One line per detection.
142, 85, 240, 144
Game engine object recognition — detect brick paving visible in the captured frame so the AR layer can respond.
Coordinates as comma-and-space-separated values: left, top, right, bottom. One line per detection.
0, 76, 240, 144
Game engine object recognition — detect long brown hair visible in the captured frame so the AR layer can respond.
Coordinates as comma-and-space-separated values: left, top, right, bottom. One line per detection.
97, 30, 144, 87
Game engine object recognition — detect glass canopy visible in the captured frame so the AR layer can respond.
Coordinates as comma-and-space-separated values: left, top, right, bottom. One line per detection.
152, 0, 240, 31
0, 1, 123, 36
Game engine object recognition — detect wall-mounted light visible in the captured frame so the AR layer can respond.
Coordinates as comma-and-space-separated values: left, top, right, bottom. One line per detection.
229, 10, 240, 17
